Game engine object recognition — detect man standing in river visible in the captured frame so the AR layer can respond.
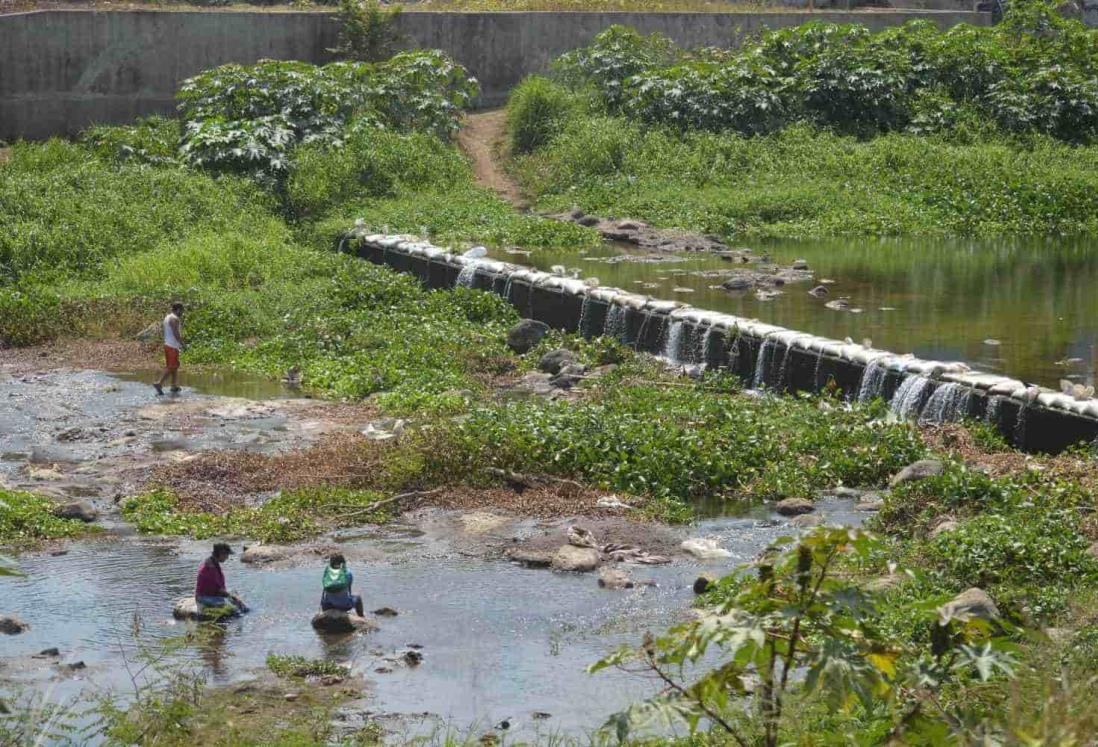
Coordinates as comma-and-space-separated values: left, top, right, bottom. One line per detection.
154, 302, 185, 396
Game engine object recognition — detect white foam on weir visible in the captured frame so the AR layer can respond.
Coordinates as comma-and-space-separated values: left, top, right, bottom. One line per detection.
753, 336, 779, 389
578, 296, 593, 337
702, 327, 722, 362
891, 375, 933, 419
919, 382, 972, 424
986, 395, 1005, 427
662, 320, 686, 364
858, 360, 890, 403
603, 304, 627, 340
455, 262, 478, 288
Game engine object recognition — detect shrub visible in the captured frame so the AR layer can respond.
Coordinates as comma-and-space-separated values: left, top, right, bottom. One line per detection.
507, 76, 580, 153
80, 116, 182, 166
328, 0, 404, 63
0, 489, 90, 543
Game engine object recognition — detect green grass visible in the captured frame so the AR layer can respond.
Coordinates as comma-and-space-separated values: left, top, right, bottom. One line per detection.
266, 655, 349, 680
0, 489, 94, 546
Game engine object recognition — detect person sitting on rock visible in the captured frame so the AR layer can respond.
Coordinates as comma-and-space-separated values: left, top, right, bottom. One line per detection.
195, 543, 248, 615
321, 554, 363, 617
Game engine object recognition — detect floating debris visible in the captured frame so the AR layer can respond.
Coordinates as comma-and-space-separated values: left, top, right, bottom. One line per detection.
983, 339, 1002, 346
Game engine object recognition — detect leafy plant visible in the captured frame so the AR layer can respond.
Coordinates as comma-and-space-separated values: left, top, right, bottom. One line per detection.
328, 0, 404, 64
266, 654, 349, 680
0, 489, 93, 544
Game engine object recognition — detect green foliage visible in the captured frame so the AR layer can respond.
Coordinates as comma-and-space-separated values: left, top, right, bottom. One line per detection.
593, 528, 1017, 745
328, 0, 404, 63
266, 655, 349, 680
507, 76, 581, 154
425, 371, 924, 508
80, 116, 182, 166
120, 487, 390, 543
0, 489, 89, 544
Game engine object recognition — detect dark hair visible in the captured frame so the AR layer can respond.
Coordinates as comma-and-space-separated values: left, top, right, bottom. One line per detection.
171, 302, 184, 313
213, 542, 233, 557
329, 553, 346, 568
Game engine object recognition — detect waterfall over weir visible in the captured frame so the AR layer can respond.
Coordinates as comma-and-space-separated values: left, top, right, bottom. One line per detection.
603, 305, 626, 340
890, 375, 933, 419
919, 382, 972, 424
662, 321, 686, 364
752, 338, 778, 390
857, 361, 889, 403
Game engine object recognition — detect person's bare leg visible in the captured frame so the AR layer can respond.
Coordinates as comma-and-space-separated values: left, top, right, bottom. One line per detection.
170, 369, 179, 390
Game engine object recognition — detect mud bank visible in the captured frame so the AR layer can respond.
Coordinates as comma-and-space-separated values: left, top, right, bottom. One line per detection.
346, 232, 1098, 453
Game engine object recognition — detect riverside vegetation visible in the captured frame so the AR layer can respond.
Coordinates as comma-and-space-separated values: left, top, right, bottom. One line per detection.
507, 3, 1098, 237
2, 8, 1098, 743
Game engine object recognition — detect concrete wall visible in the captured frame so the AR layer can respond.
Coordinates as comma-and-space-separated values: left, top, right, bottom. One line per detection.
0, 8, 988, 140
347, 232, 1098, 454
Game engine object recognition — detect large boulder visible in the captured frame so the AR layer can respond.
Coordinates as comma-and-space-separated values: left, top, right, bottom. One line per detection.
241, 544, 288, 565
311, 610, 378, 635
551, 545, 600, 572
597, 567, 634, 589
939, 587, 999, 622
506, 320, 549, 354
889, 459, 944, 488
508, 548, 555, 568
52, 501, 97, 523
172, 596, 239, 622
550, 363, 588, 389
681, 538, 732, 560
0, 615, 28, 635
775, 497, 814, 516
538, 349, 576, 375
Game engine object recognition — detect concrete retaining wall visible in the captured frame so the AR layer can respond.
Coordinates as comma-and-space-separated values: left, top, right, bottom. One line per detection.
1, 8, 988, 140
346, 231, 1098, 454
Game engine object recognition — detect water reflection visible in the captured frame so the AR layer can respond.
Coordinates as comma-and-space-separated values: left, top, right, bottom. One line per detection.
498, 236, 1098, 389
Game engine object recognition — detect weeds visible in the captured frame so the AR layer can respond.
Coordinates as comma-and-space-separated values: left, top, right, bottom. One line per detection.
0, 489, 93, 545
266, 655, 349, 680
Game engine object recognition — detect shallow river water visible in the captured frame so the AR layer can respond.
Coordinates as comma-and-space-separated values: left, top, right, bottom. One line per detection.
498, 236, 1098, 390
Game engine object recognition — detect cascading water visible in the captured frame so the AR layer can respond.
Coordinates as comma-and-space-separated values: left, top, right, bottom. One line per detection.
702, 328, 722, 365
812, 348, 825, 389
455, 263, 478, 288
857, 361, 889, 403
985, 395, 1004, 427
662, 321, 686, 364
890, 375, 932, 419
776, 344, 794, 391
503, 276, 515, 303
603, 305, 626, 341
578, 297, 593, 338
919, 383, 972, 424
1014, 404, 1029, 448
753, 338, 778, 390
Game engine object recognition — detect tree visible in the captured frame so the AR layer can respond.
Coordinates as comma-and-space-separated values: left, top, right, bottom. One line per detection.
329, 0, 404, 64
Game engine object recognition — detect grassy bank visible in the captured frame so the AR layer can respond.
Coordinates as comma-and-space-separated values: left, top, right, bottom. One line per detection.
505, 10, 1098, 239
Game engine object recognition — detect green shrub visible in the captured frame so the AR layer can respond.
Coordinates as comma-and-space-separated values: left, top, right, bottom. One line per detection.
80, 116, 182, 166
0, 489, 90, 544
507, 76, 580, 153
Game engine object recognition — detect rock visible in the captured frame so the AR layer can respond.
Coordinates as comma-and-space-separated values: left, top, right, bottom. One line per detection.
577, 215, 600, 227
856, 495, 885, 512
1086, 541, 1098, 560
616, 220, 643, 231
52, 500, 97, 522
36, 648, 60, 658
791, 259, 809, 270
172, 596, 239, 622
598, 567, 634, 589
402, 649, 423, 667
506, 320, 549, 354
508, 548, 555, 568
284, 693, 298, 702
551, 545, 600, 572
827, 486, 864, 499
538, 349, 576, 375
693, 573, 718, 594
1044, 627, 1072, 644
721, 277, 752, 291
0, 615, 28, 635
808, 285, 829, 297
241, 544, 288, 565
532, 711, 552, 720
791, 514, 822, 528
550, 363, 587, 389
775, 497, 814, 516
681, 537, 732, 559
864, 574, 905, 592
939, 587, 999, 622
889, 459, 944, 488
311, 610, 378, 635
361, 417, 406, 441
372, 607, 399, 617
64, 661, 86, 672
824, 299, 851, 311
930, 519, 959, 538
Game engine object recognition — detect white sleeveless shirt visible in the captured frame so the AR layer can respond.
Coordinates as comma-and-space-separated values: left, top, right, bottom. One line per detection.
163, 313, 182, 350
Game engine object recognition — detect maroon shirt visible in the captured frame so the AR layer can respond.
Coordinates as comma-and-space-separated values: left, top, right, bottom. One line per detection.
195, 556, 226, 598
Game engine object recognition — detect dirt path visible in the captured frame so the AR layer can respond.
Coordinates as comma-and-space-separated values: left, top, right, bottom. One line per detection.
457, 109, 527, 209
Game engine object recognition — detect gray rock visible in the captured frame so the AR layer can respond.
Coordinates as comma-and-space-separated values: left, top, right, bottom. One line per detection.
311, 610, 378, 635
172, 596, 239, 622
721, 277, 752, 291
939, 587, 999, 622
791, 514, 822, 528
577, 215, 600, 227
808, 285, 829, 297
930, 519, 959, 538
889, 459, 944, 488
827, 487, 863, 499
693, 573, 718, 594
616, 220, 643, 231
0, 615, 28, 635
551, 545, 600, 572
597, 567, 634, 589
52, 500, 96, 522
538, 349, 576, 375
1087, 540, 1098, 560
792, 259, 809, 271
508, 548, 555, 568
775, 497, 814, 516
856, 495, 885, 512
506, 320, 550, 354
36, 648, 59, 657
241, 544, 288, 565
864, 574, 904, 592
550, 363, 587, 389
373, 607, 399, 617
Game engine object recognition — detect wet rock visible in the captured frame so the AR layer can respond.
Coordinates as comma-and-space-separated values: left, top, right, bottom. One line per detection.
361, 417, 405, 441
172, 596, 239, 622
532, 711, 552, 720
721, 277, 752, 291
577, 215, 600, 227
693, 573, 718, 594
889, 459, 944, 488
284, 692, 299, 702
311, 610, 378, 635
507, 548, 555, 568
930, 519, 959, 538
939, 587, 999, 622
372, 607, 399, 617
538, 349, 576, 375
402, 649, 423, 667
36, 648, 60, 658
241, 544, 288, 565
64, 661, 86, 672
791, 259, 809, 271
550, 363, 587, 389
551, 545, 600, 572
52, 500, 97, 522
506, 320, 550, 354
808, 285, 829, 297
681, 537, 732, 559
0, 615, 28, 635
824, 298, 851, 311
597, 567, 634, 589
616, 220, 643, 231
791, 514, 822, 528
864, 574, 905, 592
856, 495, 885, 512
775, 497, 814, 516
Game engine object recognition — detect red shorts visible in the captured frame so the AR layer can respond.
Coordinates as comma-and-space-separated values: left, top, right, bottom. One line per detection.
164, 346, 180, 371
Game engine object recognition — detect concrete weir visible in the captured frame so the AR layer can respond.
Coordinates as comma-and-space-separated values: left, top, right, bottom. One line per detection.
346, 232, 1098, 454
